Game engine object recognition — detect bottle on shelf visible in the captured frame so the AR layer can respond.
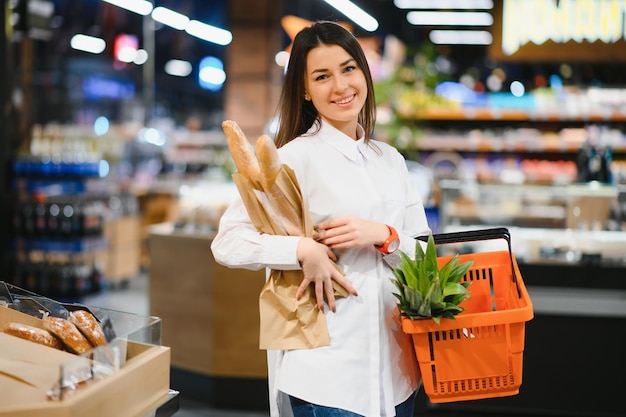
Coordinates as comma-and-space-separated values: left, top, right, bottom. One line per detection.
33, 196, 47, 237
47, 203, 61, 236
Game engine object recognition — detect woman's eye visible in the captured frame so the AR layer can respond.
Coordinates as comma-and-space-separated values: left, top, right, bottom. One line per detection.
344, 66, 356, 73
315, 74, 328, 81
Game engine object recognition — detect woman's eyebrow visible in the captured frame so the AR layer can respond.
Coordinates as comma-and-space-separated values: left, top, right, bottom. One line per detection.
311, 67, 328, 75
310, 58, 356, 75
340, 58, 356, 66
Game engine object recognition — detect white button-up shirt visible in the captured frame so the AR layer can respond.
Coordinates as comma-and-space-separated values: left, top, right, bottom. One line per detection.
211, 120, 430, 417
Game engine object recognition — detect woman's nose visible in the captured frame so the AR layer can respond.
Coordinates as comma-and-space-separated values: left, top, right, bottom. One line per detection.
333, 75, 347, 92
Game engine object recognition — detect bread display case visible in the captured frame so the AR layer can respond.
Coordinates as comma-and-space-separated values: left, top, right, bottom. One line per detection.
0, 282, 173, 417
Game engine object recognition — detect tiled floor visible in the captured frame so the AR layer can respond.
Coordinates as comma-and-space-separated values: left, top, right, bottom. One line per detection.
175, 396, 268, 417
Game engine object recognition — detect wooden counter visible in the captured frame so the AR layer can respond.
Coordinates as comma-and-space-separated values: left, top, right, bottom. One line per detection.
148, 225, 267, 379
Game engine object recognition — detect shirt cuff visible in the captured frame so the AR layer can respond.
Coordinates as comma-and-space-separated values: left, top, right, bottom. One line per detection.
261, 234, 303, 270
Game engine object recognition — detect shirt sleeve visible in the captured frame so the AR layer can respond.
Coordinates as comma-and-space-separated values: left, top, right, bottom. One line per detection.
210, 197, 303, 271
383, 152, 431, 267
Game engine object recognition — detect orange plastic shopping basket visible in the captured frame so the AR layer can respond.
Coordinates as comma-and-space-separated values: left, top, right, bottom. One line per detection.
402, 227, 534, 403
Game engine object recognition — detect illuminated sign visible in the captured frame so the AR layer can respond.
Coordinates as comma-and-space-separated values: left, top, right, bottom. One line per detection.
490, 0, 626, 61
502, 0, 626, 55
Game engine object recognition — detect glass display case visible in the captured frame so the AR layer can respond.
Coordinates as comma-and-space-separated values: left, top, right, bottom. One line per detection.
0, 281, 171, 417
437, 179, 626, 266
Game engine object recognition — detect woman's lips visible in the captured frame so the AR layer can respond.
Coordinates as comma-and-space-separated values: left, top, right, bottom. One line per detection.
333, 94, 356, 106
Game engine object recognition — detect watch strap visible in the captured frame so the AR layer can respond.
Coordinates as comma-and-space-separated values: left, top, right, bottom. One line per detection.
375, 225, 399, 254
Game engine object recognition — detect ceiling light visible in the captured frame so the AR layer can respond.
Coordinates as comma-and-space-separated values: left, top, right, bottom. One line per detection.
429, 30, 493, 45
199, 67, 226, 85
70, 34, 106, 54
152, 6, 189, 30
134, 49, 149, 65
117, 46, 137, 63
407, 11, 493, 26
274, 51, 290, 67
394, 0, 493, 9
101, 0, 153, 16
165, 59, 193, 77
323, 0, 379, 32
29, 0, 54, 18
199, 56, 226, 91
185, 20, 232, 46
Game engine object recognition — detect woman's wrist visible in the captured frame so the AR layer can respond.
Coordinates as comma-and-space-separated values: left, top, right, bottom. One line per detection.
374, 223, 391, 246
374, 224, 400, 254
296, 237, 315, 264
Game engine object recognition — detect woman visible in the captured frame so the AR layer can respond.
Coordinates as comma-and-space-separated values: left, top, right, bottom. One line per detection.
211, 21, 430, 417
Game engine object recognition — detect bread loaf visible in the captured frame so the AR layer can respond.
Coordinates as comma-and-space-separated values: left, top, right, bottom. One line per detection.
255, 134, 302, 235
43, 317, 93, 354
69, 310, 107, 347
1, 322, 64, 350
256, 134, 282, 188
222, 120, 261, 181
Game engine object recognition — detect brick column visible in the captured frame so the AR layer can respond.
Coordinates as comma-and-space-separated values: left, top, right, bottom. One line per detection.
225, 0, 285, 141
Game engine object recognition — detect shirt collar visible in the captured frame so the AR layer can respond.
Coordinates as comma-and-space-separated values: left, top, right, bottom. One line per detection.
308, 120, 369, 162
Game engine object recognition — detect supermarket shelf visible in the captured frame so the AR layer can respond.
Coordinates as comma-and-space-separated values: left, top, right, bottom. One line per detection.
414, 138, 605, 154
13, 235, 108, 253
413, 133, 625, 154
409, 107, 626, 122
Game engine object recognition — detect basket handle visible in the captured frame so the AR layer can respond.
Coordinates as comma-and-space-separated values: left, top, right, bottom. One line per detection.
417, 227, 511, 253
416, 227, 520, 292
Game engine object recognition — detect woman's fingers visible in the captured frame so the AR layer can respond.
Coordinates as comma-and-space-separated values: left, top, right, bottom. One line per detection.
296, 274, 338, 312
334, 273, 358, 297
325, 245, 338, 262
315, 217, 389, 249
317, 279, 335, 312
295, 235, 358, 312
295, 279, 309, 300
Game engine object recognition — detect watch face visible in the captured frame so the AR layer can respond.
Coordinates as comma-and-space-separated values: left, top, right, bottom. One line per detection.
388, 239, 400, 253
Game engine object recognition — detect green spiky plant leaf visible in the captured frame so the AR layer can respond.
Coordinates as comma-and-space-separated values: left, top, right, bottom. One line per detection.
391, 234, 474, 324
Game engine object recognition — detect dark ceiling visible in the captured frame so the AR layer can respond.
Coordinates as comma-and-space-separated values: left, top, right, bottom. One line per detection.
30, 0, 429, 127
23, 0, 626, 128
286, 0, 424, 44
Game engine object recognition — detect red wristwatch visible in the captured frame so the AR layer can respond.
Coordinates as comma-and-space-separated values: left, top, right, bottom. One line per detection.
375, 225, 400, 254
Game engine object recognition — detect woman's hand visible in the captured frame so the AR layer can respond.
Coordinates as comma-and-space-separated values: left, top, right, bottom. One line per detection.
296, 237, 357, 312
314, 216, 390, 249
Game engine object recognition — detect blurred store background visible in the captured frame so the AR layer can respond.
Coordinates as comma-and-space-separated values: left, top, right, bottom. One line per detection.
1, 1, 625, 416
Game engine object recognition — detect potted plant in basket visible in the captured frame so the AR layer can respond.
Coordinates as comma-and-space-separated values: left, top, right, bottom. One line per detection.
391, 234, 474, 324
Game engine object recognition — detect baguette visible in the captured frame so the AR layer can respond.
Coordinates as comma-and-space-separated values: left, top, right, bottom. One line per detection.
1, 322, 64, 350
256, 134, 282, 188
256, 135, 302, 236
265, 186, 302, 236
222, 120, 261, 181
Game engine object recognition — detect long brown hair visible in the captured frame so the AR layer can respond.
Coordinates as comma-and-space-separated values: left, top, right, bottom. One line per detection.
274, 21, 376, 148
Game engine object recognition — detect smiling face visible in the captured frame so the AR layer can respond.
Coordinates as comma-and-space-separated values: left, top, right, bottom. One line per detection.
304, 44, 368, 140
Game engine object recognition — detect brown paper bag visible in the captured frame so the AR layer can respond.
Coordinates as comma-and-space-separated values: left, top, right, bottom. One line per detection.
232, 165, 348, 350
